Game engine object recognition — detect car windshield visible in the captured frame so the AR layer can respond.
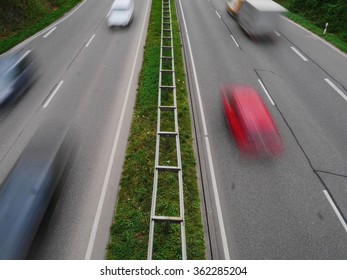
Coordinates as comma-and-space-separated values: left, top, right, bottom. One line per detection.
113, 7, 129, 12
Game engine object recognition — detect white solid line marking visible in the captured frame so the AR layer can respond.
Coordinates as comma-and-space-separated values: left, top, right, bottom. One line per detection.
179, 2, 206, 135
215, 11, 221, 19
106, 10, 111, 18
258, 79, 275, 106
274, 30, 281, 37
43, 26, 57, 38
86, 34, 96, 47
291, 46, 308, 61
43, 80, 64, 108
230, 34, 240, 48
84, 0, 151, 260
323, 190, 347, 232
204, 137, 231, 259
178, 0, 230, 260
324, 78, 347, 101
54, 0, 88, 26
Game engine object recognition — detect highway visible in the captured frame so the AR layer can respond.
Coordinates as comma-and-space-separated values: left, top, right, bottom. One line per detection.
0, 0, 151, 259
177, 0, 347, 259
1, 0, 347, 260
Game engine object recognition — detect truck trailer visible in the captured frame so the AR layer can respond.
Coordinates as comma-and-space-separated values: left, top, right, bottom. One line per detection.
225, 0, 287, 38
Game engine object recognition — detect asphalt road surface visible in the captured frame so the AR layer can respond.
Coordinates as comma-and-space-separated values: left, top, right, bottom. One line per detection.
176, 0, 347, 259
0, 0, 151, 259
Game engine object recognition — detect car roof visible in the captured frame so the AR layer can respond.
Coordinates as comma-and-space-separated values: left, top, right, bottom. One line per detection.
111, 0, 132, 9
245, 0, 287, 12
232, 86, 273, 126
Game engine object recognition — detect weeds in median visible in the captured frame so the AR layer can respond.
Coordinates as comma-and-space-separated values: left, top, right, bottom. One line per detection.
106, 0, 205, 260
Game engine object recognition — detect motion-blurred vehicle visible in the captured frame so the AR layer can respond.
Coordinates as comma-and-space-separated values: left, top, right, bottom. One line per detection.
0, 50, 38, 106
0, 124, 76, 259
107, 0, 134, 28
225, 0, 287, 38
220, 84, 283, 157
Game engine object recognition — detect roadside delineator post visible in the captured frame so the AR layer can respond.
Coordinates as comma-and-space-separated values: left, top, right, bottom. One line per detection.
323, 22, 328, 35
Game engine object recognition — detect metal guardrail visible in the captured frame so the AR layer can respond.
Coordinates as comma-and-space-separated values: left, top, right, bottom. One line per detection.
147, 0, 187, 260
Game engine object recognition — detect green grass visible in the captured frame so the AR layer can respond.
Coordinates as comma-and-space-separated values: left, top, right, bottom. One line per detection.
275, 0, 347, 53
106, 0, 205, 260
0, 0, 82, 54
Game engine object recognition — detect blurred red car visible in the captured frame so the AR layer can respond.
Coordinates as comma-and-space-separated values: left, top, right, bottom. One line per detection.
220, 84, 283, 157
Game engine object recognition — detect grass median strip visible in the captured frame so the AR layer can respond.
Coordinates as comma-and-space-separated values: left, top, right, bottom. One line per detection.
106, 0, 205, 260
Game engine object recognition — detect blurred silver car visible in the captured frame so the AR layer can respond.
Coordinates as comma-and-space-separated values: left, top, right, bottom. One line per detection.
108, 0, 134, 28
0, 50, 38, 106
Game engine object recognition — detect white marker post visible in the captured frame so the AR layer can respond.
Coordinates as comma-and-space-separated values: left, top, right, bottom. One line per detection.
323, 23, 328, 35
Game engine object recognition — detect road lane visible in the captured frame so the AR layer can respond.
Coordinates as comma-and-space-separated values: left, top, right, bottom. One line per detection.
28, 0, 150, 260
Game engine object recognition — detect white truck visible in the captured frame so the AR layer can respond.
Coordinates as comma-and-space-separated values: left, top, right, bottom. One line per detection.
225, 0, 287, 38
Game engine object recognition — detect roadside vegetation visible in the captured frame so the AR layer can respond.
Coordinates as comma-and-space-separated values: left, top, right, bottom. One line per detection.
275, 0, 347, 53
0, 0, 82, 54
106, 0, 205, 260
